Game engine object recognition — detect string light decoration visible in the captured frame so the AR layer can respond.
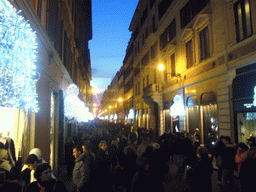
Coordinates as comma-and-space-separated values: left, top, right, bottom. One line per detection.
64, 84, 82, 120
65, 84, 94, 122
0, 0, 38, 111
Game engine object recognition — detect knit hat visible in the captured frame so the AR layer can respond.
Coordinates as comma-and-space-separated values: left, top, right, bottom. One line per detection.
0, 149, 7, 159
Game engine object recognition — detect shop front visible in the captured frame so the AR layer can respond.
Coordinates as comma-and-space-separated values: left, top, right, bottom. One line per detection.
0, 0, 39, 171
233, 63, 256, 144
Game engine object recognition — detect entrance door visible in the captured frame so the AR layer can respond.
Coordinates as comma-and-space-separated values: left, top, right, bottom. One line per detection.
237, 112, 256, 144
202, 104, 218, 153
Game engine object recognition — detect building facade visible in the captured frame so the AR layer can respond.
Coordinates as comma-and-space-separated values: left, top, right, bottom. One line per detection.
0, 0, 92, 176
101, 0, 256, 150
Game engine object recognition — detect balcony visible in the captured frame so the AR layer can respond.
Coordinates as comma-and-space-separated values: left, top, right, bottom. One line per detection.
143, 84, 162, 96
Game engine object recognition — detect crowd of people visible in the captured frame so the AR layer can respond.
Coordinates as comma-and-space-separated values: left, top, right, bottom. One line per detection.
1, 120, 256, 192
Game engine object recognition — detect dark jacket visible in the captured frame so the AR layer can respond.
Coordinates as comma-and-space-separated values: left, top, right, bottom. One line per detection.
25, 178, 68, 192
73, 152, 94, 191
94, 148, 110, 178
239, 158, 256, 192
189, 157, 213, 192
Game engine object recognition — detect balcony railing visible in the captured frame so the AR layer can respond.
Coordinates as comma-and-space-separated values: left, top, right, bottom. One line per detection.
143, 84, 162, 96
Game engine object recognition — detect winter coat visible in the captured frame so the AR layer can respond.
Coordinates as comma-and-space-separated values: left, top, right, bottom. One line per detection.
94, 148, 110, 178
239, 158, 256, 192
73, 152, 95, 191
189, 156, 213, 192
235, 151, 247, 174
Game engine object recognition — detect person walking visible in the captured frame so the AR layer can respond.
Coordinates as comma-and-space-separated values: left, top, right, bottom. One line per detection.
187, 146, 213, 192
73, 145, 94, 192
235, 142, 248, 175
94, 140, 111, 192
65, 136, 75, 177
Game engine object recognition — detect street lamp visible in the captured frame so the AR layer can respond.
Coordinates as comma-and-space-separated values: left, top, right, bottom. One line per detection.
158, 63, 165, 71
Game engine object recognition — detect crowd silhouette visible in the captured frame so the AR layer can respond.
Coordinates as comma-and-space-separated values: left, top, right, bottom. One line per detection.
0, 120, 255, 192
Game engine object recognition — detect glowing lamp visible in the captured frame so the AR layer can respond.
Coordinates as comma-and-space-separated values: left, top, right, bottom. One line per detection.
158, 63, 164, 71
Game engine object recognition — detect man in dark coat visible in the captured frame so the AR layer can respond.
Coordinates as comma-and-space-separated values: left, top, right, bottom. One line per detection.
188, 146, 213, 192
94, 140, 111, 192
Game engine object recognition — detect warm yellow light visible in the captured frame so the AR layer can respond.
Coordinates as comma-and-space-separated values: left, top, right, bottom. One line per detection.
93, 103, 97, 107
105, 109, 107, 112
118, 98, 122, 102
92, 86, 103, 94
109, 106, 112, 109
158, 63, 164, 71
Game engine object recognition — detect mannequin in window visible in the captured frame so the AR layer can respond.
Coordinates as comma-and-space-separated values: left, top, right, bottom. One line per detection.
5, 131, 16, 167
0, 132, 7, 148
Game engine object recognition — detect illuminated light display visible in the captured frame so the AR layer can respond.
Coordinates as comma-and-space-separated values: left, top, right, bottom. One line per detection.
170, 95, 185, 116
64, 84, 94, 122
244, 86, 256, 108
0, 0, 38, 111
128, 109, 134, 119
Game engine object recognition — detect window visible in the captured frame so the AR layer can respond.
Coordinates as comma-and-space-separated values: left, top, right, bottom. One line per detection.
199, 26, 210, 61
186, 39, 194, 69
171, 53, 176, 77
180, 0, 210, 28
234, 0, 253, 42
160, 19, 176, 50
141, 8, 148, 28
36, 0, 43, 18
151, 42, 158, 59
163, 60, 168, 81
138, 82, 141, 95
150, 0, 155, 9
152, 15, 156, 32
158, 0, 174, 20
141, 52, 150, 70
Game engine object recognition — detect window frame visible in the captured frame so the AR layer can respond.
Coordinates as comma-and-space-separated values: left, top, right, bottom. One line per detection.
234, 0, 253, 42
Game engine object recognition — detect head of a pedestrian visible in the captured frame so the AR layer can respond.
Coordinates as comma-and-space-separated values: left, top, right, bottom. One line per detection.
197, 146, 209, 159
237, 142, 248, 154
29, 148, 42, 160
82, 141, 92, 154
34, 163, 52, 185
99, 140, 107, 151
247, 135, 256, 147
25, 154, 41, 170
73, 145, 83, 159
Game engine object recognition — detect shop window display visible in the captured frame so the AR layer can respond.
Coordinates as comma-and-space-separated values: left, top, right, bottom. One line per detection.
237, 112, 256, 144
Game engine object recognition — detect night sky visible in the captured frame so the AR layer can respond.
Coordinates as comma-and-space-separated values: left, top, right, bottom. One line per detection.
89, 0, 139, 104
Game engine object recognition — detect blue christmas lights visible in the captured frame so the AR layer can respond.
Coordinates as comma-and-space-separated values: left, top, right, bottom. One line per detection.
0, 0, 38, 111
